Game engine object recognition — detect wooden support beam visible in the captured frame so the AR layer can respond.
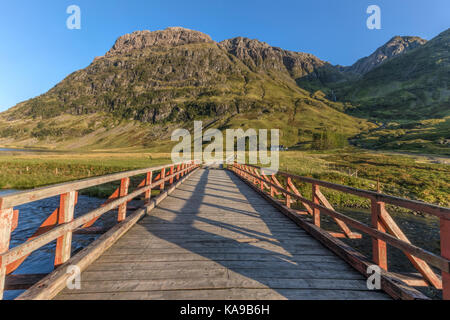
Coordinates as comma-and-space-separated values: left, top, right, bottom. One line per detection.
0, 208, 13, 300
11, 210, 19, 233
117, 178, 130, 222
287, 179, 313, 215
379, 206, 442, 289
176, 165, 181, 180
371, 199, 388, 271
169, 166, 174, 185
83, 188, 119, 228
7, 209, 59, 275
286, 178, 292, 208
312, 184, 321, 228
144, 171, 153, 206
54, 191, 76, 267
441, 217, 450, 300
315, 189, 361, 239
160, 168, 166, 191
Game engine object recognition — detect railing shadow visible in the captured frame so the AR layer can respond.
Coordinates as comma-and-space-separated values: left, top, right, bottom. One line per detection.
133, 168, 387, 299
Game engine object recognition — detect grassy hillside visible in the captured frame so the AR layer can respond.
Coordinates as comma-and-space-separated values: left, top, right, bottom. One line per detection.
296, 29, 450, 155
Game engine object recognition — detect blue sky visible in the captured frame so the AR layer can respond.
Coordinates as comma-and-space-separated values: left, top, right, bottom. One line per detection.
0, 0, 449, 111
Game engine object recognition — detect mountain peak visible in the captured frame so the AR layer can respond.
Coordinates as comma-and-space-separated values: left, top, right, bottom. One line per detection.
346, 35, 427, 74
105, 27, 214, 56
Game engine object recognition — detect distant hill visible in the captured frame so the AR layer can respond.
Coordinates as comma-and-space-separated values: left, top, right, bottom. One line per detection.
296, 29, 450, 155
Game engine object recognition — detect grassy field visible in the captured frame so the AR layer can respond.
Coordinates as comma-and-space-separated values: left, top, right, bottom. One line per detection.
0, 148, 448, 208
0, 151, 172, 190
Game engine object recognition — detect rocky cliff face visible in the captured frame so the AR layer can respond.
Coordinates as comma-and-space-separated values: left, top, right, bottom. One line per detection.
105, 27, 214, 57
219, 37, 326, 79
344, 36, 427, 74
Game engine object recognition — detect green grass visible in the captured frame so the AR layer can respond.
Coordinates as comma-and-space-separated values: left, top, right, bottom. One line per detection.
276, 148, 450, 208
0, 152, 171, 190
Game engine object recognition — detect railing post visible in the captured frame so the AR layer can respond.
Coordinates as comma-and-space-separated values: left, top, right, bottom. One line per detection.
286, 178, 292, 208
0, 208, 13, 300
169, 165, 174, 185
176, 164, 181, 181
160, 168, 166, 191
312, 184, 321, 227
371, 199, 388, 270
144, 171, 153, 203
54, 191, 76, 267
441, 217, 450, 300
117, 178, 130, 222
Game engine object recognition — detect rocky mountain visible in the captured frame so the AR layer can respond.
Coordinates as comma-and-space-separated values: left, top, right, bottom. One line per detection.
0, 27, 368, 150
339, 29, 450, 154
343, 36, 427, 75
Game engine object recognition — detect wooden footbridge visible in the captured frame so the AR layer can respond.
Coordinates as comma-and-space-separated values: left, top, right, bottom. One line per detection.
0, 161, 449, 300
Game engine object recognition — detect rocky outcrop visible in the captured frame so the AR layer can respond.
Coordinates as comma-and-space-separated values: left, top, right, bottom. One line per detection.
344, 36, 427, 74
219, 37, 326, 78
105, 27, 214, 56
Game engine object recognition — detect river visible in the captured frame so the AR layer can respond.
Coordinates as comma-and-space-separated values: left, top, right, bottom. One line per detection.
0, 189, 111, 300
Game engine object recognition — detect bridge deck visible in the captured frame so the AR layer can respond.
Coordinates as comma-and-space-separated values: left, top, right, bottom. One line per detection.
55, 168, 389, 300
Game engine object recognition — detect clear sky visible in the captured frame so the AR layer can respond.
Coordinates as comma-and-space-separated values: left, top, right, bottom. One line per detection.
0, 0, 449, 111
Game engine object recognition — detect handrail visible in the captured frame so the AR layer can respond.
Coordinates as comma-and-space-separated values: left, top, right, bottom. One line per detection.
0, 160, 199, 299
243, 163, 450, 219
231, 163, 450, 300
0, 162, 189, 209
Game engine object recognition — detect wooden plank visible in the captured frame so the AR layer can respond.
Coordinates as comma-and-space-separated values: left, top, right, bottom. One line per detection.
80, 267, 365, 282
55, 288, 389, 300
16, 166, 199, 300
57, 277, 374, 293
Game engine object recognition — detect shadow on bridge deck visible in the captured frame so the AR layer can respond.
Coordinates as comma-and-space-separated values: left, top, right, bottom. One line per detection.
55, 168, 390, 300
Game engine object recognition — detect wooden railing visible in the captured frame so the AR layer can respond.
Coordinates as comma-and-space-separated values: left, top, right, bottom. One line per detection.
231, 163, 450, 300
0, 160, 199, 299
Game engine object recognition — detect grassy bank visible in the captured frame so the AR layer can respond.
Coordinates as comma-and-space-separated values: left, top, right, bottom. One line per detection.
0, 148, 448, 208
276, 148, 449, 209
0, 151, 171, 191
